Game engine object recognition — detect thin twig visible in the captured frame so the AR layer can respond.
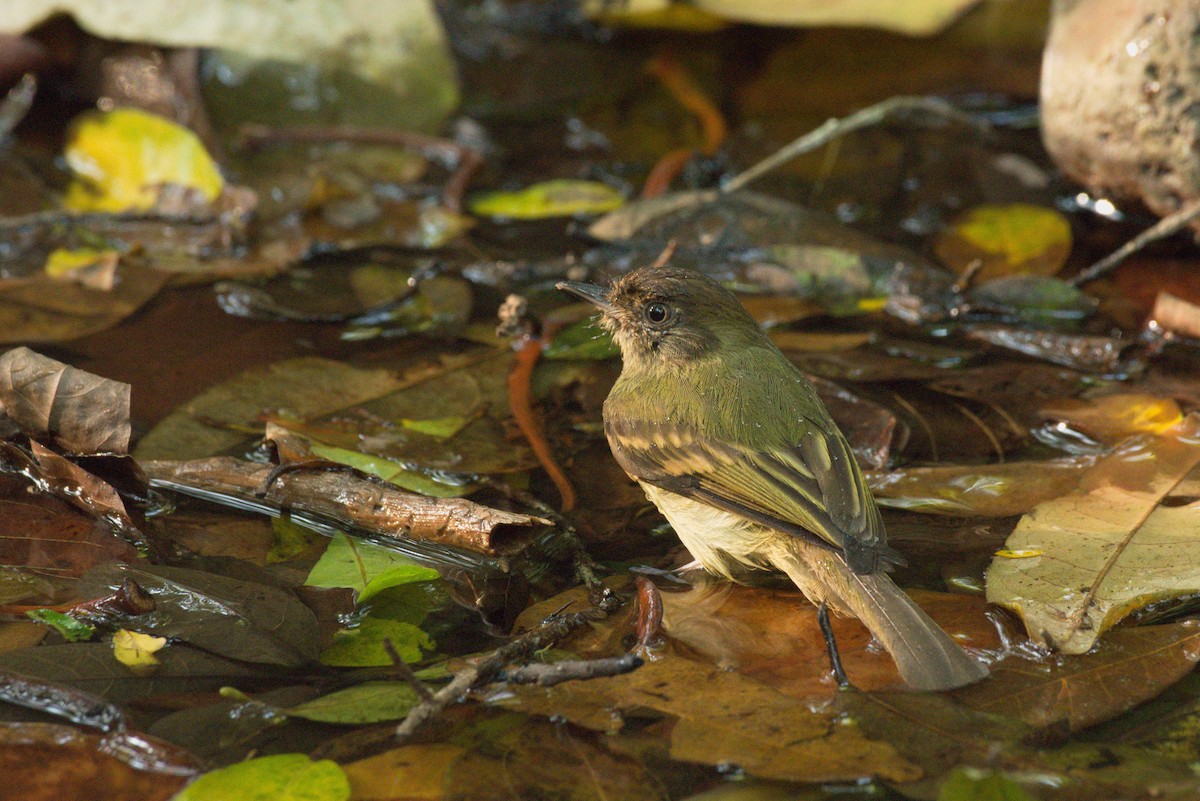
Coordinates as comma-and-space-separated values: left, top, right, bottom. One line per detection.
394, 612, 589, 740
382, 639, 436, 703
721, 96, 986, 195
501, 654, 642, 687
1070, 199, 1200, 287
238, 123, 484, 212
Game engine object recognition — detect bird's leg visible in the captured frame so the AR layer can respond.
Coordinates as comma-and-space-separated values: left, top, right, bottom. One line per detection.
817, 602, 851, 689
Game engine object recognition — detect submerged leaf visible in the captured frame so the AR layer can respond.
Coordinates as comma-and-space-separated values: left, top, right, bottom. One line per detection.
1040, 393, 1184, 446
986, 414, 1200, 653
281, 681, 422, 724
319, 617, 433, 666
172, 754, 349, 801
934, 203, 1072, 281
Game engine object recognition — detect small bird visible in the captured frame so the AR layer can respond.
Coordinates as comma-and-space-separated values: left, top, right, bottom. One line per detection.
558, 263, 987, 690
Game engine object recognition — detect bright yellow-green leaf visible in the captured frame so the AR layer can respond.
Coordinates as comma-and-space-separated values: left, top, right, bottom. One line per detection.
63, 108, 224, 213
399, 416, 471, 439
112, 629, 167, 676
470, 180, 624, 219
43, 248, 120, 290
172, 754, 349, 801
305, 531, 439, 601
934, 203, 1072, 281
320, 617, 433, 666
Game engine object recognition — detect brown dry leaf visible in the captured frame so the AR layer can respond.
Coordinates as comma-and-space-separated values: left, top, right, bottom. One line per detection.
1039, 393, 1184, 446
0, 347, 131, 454
0, 722, 198, 801
0, 474, 138, 578
345, 743, 465, 801
867, 456, 1096, 517
955, 621, 1200, 733
494, 652, 921, 783
933, 203, 1072, 281
986, 413, 1200, 654
659, 583, 999, 699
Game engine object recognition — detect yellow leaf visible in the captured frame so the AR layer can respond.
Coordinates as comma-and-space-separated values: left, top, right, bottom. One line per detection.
63, 108, 224, 213
112, 629, 167, 676
1040, 393, 1184, 446
469, 180, 624, 219
934, 203, 1072, 281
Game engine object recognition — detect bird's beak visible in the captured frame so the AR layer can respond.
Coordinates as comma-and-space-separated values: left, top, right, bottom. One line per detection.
556, 280, 614, 313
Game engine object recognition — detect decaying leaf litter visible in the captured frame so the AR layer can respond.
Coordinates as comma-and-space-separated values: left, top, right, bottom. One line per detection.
3, 2, 1200, 800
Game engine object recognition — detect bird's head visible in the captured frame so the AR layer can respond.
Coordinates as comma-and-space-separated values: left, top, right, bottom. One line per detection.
557, 263, 760, 370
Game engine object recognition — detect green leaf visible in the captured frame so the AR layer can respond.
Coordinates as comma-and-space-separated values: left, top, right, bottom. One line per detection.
399, 416, 471, 439
26, 609, 95, 642
172, 754, 350, 801
937, 767, 1036, 801
319, 617, 433, 667
305, 531, 440, 602
543, 318, 620, 361
308, 443, 477, 498
268, 517, 322, 563
469, 179, 624, 219
282, 681, 421, 724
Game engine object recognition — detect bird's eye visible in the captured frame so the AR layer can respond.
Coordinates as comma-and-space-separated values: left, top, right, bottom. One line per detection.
643, 302, 672, 326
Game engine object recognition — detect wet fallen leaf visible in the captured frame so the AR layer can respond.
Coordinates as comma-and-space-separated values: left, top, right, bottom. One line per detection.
0, 642, 267, 706
344, 743, 464, 801
955, 622, 1200, 733
987, 414, 1200, 653
470, 179, 624, 219
658, 582, 999, 699
80, 562, 321, 667
867, 457, 1096, 517
962, 325, 1128, 373
280, 680, 423, 724
937, 767, 1036, 801
1039, 393, 1184, 446
967, 275, 1096, 327
0, 622, 46, 654
933, 204, 1072, 281
0, 722, 198, 801
305, 531, 440, 602
25, 609, 94, 642
173, 754, 349, 801
0, 347, 130, 454
319, 616, 432, 667
494, 651, 921, 783
302, 441, 480, 498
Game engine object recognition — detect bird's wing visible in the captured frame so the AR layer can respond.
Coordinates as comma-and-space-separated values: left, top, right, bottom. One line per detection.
605, 415, 894, 573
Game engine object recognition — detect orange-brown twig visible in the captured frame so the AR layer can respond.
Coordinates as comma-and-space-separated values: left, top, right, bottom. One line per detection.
507, 335, 577, 512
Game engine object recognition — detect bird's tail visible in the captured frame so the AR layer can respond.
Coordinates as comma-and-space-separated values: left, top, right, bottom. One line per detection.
768, 541, 989, 691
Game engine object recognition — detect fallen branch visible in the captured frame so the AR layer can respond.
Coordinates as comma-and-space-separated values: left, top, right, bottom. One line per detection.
394, 611, 590, 740
1069, 199, 1200, 287
143, 456, 548, 556
721, 95, 986, 195
501, 654, 642, 687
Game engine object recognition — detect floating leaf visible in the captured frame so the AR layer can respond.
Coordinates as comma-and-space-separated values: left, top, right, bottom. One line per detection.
987, 414, 1200, 654
25, 609, 94, 642
305, 531, 439, 602
470, 180, 624, 219
281, 681, 422, 724
934, 203, 1072, 281
344, 744, 465, 801
319, 617, 433, 667
63, 108, 223, 213
937, 767, 1037, 801
112, 629, 167, 676
172, 754, 349, 801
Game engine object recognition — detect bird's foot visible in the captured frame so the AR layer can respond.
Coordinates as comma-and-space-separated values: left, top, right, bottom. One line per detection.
817, 602, 852, 689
